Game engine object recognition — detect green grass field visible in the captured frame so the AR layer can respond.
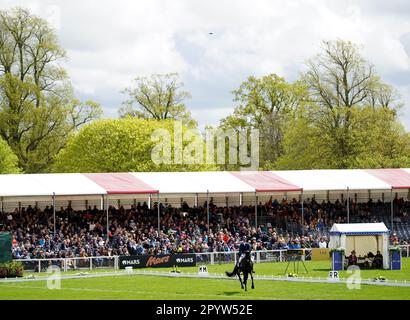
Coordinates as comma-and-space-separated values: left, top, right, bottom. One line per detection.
1, 259, 410, 300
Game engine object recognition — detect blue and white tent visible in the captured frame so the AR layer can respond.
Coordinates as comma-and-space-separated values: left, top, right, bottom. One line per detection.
329, 223, 390, 269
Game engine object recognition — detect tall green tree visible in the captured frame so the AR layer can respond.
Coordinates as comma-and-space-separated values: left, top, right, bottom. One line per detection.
0, 136, 20, 173
53, 118, 217, 173
297, 39, 403, 168
219, 74, 307, 169
352, 107, 410, 168
0, 8, 101, 173
276, 105, 410, 169
119, 73, 196, 127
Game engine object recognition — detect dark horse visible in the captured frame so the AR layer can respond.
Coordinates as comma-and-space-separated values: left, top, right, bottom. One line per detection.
225, 252, 255, 291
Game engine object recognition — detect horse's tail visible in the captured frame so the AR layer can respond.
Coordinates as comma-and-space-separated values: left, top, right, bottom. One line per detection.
225, 271, 236, 277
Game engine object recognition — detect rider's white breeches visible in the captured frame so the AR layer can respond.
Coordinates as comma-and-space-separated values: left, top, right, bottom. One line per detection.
237, 253, 254, 265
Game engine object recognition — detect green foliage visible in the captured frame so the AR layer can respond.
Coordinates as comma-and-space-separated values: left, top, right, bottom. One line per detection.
276, 105, 410, 169
52, 118, 217, 173
0, 137, 20, 173
0, 261, 24, 278
120, 73, 196, 127
219, 74, 308, 170
275, 40, 410, 170
0, 7, 102, 173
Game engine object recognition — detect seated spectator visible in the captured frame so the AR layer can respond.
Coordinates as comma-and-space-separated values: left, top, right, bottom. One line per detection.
373, 250, 383, 269
287, 240, 300, 249
292, 239, 301, 249
318, 238, 327, 248
364, 251, 374, 269
347, 250, 358, 266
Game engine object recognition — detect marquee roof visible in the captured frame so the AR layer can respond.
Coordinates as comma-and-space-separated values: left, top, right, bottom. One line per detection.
273, 169, 392, 191
0, 174, 52, 197
330, 223, 389, 235
31, 173, 106, 196
131, 171, 254, 194
84, 173, 158, 195
0, 168, 409, 198
230, 171, 301, 192
367, 168, 410, 189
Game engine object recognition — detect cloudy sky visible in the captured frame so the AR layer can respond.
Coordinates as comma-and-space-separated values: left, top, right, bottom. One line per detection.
1, 0, 410, 129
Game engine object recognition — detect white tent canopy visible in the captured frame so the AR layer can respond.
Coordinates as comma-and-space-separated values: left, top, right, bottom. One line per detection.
179, 171, 255, 194
319, 169, 392, 191
131, 171, 254, 195
330, 223, 389, 235
1, 168, 410, 199
0, 174, 52, 198
30, 173, 106, 196
273, 169, 392, 191
274, 170, 346, 191
329, 223, 390, 269
132, 172, 203, 194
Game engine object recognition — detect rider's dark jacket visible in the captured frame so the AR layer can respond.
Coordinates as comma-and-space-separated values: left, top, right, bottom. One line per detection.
239, 242, 251, 255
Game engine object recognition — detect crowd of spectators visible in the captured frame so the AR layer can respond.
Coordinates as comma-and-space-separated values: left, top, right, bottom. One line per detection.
267, 196, 410, 234
0, 196, 409, 260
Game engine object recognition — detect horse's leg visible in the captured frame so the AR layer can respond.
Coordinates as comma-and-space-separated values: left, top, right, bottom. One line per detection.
238, 272, 244, 290
243, 272, 248, 292
250, 269, 255, 289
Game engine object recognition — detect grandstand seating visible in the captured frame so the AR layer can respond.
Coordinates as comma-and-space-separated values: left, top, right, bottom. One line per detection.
1, 198, 409, 259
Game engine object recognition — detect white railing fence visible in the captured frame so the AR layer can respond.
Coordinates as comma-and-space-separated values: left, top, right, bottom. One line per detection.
195, 249, 296, 265
15, 249, 304, 272
399, 245, 410, 258
14, 246, 410, 273
16, 256, 118, 273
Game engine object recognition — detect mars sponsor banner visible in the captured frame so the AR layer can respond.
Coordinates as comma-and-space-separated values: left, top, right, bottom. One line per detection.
119, 254, 196, 269
311, 248, 330, 261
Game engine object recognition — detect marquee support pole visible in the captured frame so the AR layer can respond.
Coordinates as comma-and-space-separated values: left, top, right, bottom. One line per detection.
100, 195, 104, 210
106, 194, 109, 242
301, 190, 304, 237
391, 189, 394, 234
157, 193, 161, 235
347, 187, 350, 224
254, 192, 258, 228
206, 190, 210, 232
52, 192, 56, 235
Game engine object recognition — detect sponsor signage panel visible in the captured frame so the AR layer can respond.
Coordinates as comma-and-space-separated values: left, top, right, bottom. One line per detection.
119, 254, 196, 269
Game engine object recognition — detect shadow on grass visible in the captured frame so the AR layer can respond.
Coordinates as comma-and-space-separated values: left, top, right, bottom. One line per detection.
312, 268, 332, 272
221, 291, 241, 296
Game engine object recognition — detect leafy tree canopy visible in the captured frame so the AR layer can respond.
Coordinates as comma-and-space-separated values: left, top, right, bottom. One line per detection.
53, 118, 217, 173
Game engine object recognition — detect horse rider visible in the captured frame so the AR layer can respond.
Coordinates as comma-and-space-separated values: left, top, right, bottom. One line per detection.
232, 236, 253, 274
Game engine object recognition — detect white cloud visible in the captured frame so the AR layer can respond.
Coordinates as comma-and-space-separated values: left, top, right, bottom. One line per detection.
1, 0, 410, 129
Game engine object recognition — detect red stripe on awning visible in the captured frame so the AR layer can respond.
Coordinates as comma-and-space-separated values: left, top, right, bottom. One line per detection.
84, 173, 158, 194
365, 169, 410, 189
230, 171, 302, 192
